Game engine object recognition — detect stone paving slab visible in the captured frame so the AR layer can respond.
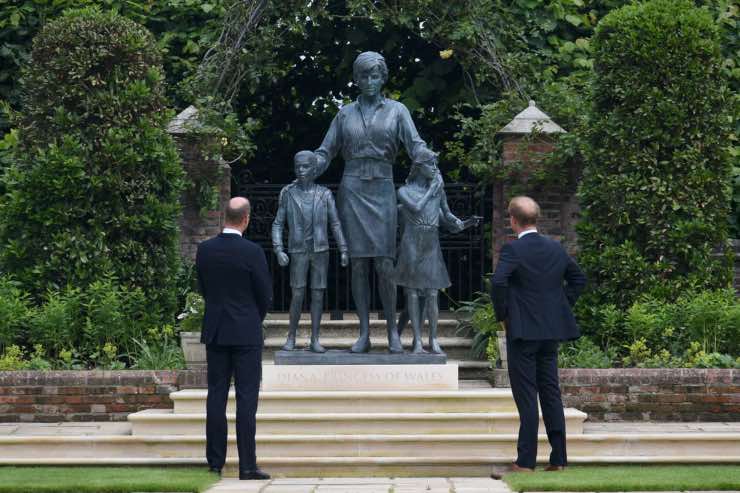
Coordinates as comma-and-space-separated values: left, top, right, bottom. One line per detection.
204, 477, 508, 493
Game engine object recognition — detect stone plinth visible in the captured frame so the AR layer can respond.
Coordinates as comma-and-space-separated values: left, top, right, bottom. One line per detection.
262, 364, 459, 391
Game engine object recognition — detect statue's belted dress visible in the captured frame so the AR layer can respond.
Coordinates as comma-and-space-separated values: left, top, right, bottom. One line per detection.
315, 98, 428, 259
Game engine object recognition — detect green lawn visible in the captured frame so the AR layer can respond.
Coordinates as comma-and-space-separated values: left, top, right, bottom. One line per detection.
0, 467, 219, 493
504, 465, 740, 492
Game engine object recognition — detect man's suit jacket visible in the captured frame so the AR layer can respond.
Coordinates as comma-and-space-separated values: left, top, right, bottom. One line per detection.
196, 233, 273, 346
491, 232, 586, 341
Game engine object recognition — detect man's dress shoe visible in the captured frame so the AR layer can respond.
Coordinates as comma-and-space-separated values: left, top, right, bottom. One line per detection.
491, 462, 535, 479
545, 465, 566, 471
208, 467, 222, 476
239, 469, 271, 480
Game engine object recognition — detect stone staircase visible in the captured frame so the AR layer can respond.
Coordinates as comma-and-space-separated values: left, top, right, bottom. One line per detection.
1, 384, 738, 477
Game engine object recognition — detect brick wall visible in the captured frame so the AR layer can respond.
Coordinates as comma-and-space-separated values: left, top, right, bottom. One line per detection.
493, 368, 739, 422
173, 135, 232, 262
492, 135, 580, 269
0, 371, 187, 423
1, 369, 737, 423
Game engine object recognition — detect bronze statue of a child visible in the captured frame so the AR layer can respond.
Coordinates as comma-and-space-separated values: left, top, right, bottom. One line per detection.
393, 149, 480, 354
272, 151, 348, 353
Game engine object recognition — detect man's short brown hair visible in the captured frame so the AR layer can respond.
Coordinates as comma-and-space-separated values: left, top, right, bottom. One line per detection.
508, 196, 540, 227
224, 197, 250, 225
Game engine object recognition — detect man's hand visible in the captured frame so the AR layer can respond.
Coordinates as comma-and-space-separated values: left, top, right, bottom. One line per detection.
340, 252, 349, 267
277, 251, 290, 267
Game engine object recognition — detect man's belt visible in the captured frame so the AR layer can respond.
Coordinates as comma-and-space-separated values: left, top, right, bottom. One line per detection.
344, 159, 393, 180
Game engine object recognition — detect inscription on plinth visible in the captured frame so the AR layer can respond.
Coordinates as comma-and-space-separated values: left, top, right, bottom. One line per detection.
262, 364, 458, 391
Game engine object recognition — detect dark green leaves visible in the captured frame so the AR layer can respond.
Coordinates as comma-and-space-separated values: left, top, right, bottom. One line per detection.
0, 8, 185, 326
577, 0, 733, 316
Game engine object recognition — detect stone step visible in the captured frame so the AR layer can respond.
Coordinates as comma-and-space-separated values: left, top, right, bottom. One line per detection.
262, 318, 466, 339
171, 389, 517, 414
128, 408, 587, 436
0, 433, 736, 464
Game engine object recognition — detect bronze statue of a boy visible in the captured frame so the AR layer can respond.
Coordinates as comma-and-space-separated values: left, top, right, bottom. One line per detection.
272, 151, 349, 353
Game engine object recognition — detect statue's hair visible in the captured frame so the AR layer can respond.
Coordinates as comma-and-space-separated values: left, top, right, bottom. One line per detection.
406, 148, 439, 185
353, 51, 388, 83
294, 150, 317, 166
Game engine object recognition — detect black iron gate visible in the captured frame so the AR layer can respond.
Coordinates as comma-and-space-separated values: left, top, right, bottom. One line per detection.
237, 182, 490, 313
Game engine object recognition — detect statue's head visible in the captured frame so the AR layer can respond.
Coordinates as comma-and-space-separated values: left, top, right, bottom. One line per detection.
408, 147, 439, 183
353, 51, 388, 98
294, 150, 317, 183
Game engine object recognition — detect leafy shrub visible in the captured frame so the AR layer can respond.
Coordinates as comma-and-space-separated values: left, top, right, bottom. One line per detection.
577, 0, 734, 314
0, 8, 185, 325
456, 290, 500, 360
559, 337, 616, 369
0, 345, 27, 370
0, 344, 52, 370
177, 292, 205, 333
22, 278, 156, 368
27, 288, 80, 359
130, 325, 185, 370
0, 277, 30, 350
625, 289, 739, 357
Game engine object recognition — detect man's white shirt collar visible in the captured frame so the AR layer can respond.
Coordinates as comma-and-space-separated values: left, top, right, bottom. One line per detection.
222, 228, 242, 236
518, 228, 538, 239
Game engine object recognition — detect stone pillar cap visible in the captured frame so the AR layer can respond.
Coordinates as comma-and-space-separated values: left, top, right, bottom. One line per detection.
497, 100, 566, 135
167, 105, 203, 134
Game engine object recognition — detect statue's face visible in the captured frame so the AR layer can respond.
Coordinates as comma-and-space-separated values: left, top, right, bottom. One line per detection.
356, 65, 384, 98
418, 161, 437, 179
295, 158, 314, 182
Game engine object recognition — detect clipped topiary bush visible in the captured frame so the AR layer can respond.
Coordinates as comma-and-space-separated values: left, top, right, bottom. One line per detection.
0, 8, 185, 323
577, 0, 734, 319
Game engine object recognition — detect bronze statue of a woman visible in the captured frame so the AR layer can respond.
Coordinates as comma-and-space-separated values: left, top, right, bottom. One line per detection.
314, 51, 431, 353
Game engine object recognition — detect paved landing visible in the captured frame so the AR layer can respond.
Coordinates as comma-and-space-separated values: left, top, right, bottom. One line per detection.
204, 477, 511, 493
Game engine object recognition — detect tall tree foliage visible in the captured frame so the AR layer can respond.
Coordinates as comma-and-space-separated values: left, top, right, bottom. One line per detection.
0, 8, 185, 323
577, 0, 734, 317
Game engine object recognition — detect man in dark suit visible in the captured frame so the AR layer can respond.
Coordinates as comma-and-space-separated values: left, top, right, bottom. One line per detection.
196, 197, 272, 480
490, 196, 586, 477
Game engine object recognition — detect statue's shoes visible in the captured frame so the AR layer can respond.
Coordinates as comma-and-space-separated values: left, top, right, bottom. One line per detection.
350, 338, 371, 353
309, 342, 327, 353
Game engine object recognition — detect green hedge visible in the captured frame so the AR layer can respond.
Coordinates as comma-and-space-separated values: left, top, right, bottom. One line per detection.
0, 8, 185, 324
576, 0, 734, 320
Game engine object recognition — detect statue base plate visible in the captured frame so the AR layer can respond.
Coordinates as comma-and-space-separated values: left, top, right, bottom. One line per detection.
274, 349, 447, 365
263, 362, 458, 391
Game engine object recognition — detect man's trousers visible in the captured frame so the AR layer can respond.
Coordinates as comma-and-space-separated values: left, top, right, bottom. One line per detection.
506, 337, 567, 469
205, 344, 262, 473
